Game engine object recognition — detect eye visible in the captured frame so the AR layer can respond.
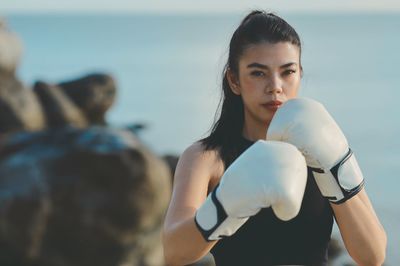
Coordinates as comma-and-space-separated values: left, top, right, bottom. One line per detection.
282, 69, 296, 75
250, 70, 265, 77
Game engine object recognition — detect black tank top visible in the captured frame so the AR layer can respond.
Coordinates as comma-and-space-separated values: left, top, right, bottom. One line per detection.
210, 137, 333, 266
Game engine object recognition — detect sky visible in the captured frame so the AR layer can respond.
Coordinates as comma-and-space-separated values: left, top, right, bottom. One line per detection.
1, 0, 400, 14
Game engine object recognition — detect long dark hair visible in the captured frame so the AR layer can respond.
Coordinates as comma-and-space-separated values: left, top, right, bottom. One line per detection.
201, 10, 302, 167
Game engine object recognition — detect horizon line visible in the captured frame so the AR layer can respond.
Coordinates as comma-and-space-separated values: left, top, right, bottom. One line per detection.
2, 9, 400, 16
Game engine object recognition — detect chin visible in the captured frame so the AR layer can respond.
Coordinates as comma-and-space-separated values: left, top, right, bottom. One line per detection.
261, 115, 274, 126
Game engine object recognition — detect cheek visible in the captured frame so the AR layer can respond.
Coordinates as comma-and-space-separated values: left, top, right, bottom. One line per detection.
284, 76, 301, 98
284, 87, 299, 99
240, 76, 266, 94
239, 74, 253, 88
238, 83, 262, 107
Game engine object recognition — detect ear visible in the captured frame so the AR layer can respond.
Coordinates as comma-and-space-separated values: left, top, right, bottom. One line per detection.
226, 69, 241, 95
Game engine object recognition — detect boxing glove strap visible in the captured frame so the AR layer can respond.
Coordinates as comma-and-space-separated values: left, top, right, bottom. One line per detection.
194, 187, 229, 241
331, 148, 353, 178
310, 148, 365, 204
308, 148, 353, 174
194, 185, 250, 241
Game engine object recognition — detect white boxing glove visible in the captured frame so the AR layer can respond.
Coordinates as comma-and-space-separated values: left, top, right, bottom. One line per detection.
194, 140, 307, 241
267, 97, 364, 204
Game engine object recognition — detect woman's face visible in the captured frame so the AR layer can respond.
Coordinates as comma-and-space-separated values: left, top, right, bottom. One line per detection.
229, 41, 301, 125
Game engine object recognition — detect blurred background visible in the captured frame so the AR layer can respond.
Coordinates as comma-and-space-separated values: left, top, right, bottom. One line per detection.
1, 0, 399, 265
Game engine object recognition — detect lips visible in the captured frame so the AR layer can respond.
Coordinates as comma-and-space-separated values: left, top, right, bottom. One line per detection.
262, 100, 283, 111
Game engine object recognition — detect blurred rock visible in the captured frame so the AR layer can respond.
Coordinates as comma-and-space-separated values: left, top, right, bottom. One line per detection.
58, 73, 117, 125
0, 74, 46, 134
0, 18, 45, 134
125, 123, 147, 135
33, 81, 88, 128
31, 73, 116, 129
0, 126, 171, 266
0, 163, 50, 266
328, 236, 344, 261
0, 19, 116, 131
0, 18, 23, 76
162, 154, 179, 180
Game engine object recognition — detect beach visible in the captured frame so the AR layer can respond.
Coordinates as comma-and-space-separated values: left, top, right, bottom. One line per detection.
4, 12, 400, 265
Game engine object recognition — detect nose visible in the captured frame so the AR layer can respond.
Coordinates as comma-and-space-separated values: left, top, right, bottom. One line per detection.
266, 74, 283, 94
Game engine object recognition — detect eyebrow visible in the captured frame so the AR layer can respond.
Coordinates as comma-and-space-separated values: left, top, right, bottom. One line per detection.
247, 62, 297, 69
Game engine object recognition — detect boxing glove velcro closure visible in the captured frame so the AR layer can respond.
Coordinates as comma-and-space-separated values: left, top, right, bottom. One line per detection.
310, 148, 365, 204
194, 187, 249, 241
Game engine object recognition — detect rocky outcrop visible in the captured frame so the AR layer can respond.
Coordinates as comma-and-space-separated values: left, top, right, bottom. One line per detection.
33, 81, 88, 128
0, 18, 116, 134
0, 127, 171, 266
0, 17, 173, 266
0, 72, 116, 135
162, 154, 179, 181
0, 74, 46, 134
0, 18, 45, 134
33, 73, 116, 128
58, 73, 116, 125
0, 18, 23, 75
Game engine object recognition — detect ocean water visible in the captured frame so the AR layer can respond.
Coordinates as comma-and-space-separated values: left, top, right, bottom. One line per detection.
4, 13, 400, 264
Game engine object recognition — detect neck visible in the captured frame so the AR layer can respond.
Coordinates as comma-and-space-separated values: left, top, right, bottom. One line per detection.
242, 114, 269, 141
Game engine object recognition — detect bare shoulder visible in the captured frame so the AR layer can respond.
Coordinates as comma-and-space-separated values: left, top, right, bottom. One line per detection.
180, 141, 221, 166
164, 141, 224, 224
176, 141, 224, 185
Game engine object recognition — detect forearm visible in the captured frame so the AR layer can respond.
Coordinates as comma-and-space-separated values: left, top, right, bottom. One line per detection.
162, 216, 217, 265
331, 190, 387, 266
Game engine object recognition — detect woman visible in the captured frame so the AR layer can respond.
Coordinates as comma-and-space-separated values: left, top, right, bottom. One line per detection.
162, 10, 386, 266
